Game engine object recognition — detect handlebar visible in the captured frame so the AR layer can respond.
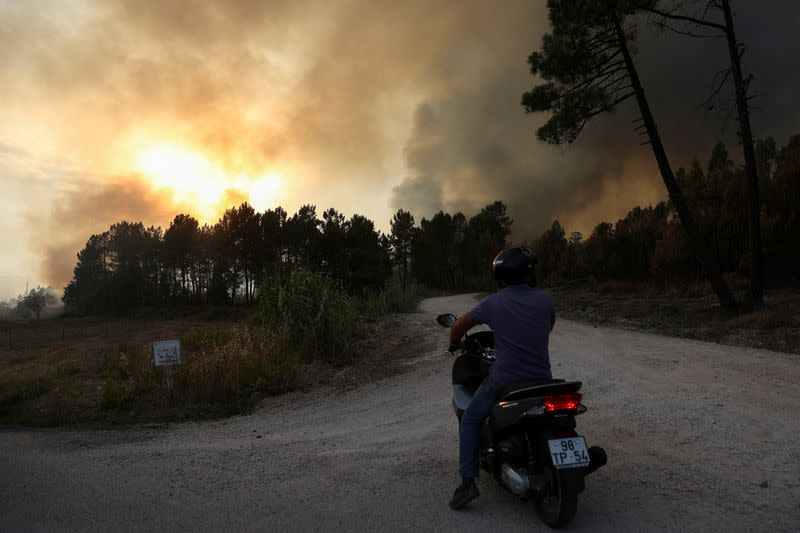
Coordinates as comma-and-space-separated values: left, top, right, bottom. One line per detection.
436, 314, 495, 359
448, 331, 473, 354
447, 333, 495, 362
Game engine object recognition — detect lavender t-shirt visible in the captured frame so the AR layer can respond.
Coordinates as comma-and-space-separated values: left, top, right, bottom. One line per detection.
469, 285, 554, 386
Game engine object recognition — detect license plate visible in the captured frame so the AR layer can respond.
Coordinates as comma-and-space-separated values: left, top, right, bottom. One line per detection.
548, 436, 590, 469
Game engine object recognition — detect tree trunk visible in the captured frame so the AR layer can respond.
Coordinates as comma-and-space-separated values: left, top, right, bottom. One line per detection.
181, 264, 186, 295
721, 0, 764, 308
397, 247, 405, 291
402, 250, 409, 290
614, 16, 739, 313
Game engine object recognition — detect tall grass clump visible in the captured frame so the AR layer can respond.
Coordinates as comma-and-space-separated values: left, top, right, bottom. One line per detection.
259, 268, 356, 360
174, 328, 299, 403
111, 328, 299, 410
357, 277, 422, 318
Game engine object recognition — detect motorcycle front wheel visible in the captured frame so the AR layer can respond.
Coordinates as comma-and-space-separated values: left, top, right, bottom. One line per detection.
535, 466, 580, 528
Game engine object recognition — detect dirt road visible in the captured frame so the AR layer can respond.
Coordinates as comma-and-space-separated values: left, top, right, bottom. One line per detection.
2, 294, 798, 532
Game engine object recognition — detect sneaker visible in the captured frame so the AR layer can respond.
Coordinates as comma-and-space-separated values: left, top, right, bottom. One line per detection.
449, 481, 480, 510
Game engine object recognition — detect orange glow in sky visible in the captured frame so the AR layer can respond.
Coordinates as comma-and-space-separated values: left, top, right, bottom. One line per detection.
135, 143, 283, 221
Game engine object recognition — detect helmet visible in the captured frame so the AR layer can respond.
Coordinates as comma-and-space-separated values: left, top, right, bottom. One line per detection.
492, 245, 537, 287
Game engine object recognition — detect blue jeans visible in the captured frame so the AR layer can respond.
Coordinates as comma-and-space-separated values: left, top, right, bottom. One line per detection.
459, 376, 504, 478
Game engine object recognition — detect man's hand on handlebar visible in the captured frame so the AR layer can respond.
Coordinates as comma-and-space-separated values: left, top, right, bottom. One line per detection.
448, 339, 464, 353
448, 313, 477, 354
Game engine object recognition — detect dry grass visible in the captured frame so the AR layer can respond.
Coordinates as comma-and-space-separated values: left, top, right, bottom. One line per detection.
552, 285, 800, 354
93, 325, 303, 416
0, 277, 428, 426
0, 312, 256, 425
168, 327, 300, 403
722, 309, 799, 330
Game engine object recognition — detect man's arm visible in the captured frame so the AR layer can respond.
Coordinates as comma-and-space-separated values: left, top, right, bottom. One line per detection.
449, 313, 477, 349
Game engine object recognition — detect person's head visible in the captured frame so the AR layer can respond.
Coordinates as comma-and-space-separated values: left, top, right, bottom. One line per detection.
492, 245, 538, 287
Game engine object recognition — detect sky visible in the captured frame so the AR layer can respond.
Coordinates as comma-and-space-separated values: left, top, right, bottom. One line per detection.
1, 0, 798, 299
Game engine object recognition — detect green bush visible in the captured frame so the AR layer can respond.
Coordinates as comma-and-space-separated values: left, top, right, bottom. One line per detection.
259, 269, 355, 360
250, 344, 301, 393
356, 278, 421, 318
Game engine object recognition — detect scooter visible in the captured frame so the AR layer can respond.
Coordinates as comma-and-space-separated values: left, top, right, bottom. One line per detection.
436, 312, 607, 528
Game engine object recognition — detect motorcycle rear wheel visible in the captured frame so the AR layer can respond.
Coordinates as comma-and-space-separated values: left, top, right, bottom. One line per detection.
535, 466, 579, 529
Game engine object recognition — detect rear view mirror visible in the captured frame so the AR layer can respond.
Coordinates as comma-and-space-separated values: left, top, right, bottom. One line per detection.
436, 313, 457, 328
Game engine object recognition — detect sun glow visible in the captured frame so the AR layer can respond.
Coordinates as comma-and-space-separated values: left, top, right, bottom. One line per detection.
135, 143, 283, 220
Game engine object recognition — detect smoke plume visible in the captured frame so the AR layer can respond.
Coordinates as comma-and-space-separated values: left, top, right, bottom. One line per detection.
0, 0, 798, 291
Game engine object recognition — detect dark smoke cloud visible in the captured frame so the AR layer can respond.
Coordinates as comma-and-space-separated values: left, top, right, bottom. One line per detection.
393, 1, 800, 238
2, 0, 799, 288
35, 178, 178, 286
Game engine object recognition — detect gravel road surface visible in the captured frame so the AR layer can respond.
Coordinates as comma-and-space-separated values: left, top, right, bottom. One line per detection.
2, 294, 799, 532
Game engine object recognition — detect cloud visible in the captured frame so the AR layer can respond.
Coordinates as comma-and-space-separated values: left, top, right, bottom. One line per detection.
390, 1, 800, 238
1, 0, 799, 289
35, 176, 177, 286
390, 176, 442, 218
390, 42, 658, 235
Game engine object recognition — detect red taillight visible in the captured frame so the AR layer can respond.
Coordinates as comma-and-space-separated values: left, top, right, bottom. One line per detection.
544, 392, 582, 412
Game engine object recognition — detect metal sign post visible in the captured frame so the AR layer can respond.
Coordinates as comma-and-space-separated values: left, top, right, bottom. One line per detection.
153, 339, 182, 398
164, 365, 175, 394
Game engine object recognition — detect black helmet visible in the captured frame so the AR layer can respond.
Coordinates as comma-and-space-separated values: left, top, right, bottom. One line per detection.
492, 245, 537, 287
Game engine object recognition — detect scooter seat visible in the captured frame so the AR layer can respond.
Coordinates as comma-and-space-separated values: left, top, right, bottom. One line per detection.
500, 379, 582, 402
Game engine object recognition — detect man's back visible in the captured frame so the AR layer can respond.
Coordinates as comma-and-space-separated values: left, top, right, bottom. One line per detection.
469, 285, 554, 385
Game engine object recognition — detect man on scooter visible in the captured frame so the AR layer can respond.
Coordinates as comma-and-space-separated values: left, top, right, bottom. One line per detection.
447, 245, 556, 510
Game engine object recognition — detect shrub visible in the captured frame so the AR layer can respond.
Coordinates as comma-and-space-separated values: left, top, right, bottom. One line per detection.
259, 269, 355, 360
101, 378, 134, 410
174, 328, 259, 403
136, 327, 302, 405
0, 380, 50, 413
250, 343, 301, 393
356, 278, 421, 318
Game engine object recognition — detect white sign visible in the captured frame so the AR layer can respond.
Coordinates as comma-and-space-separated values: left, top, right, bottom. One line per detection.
153, 339, 182, 366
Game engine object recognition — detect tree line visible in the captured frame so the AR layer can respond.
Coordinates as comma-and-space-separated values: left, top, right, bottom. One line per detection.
64, 204, 388, 315
393, 201, 513, 291
62, 201, 514, 315
523, 0, 772, 311
58, 130, 799, 318
533, 136, 800, 289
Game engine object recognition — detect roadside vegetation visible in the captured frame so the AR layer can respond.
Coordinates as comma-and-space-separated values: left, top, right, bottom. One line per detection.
0, 273, 436, 426
551, 281, 800, 354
